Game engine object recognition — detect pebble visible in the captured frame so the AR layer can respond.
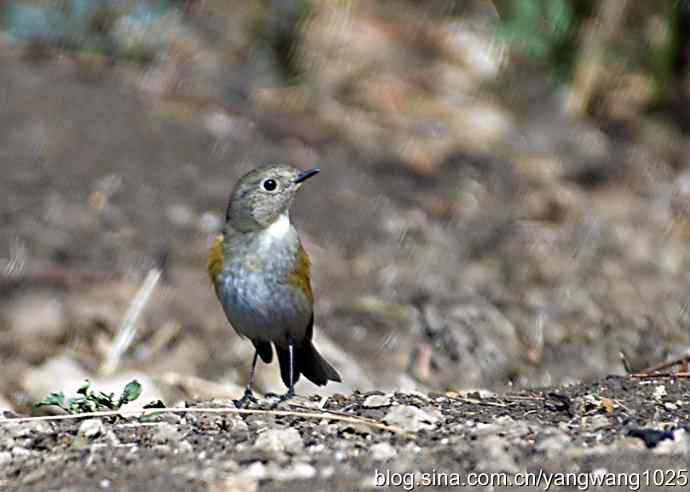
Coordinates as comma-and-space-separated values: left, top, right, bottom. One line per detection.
177, 440, 194, 454
253, 428, 303, 454
0, 451, 12, 465
653, 385, 667, 400
362, 394, 392, 408
274, 462, 316, 481
103, 430, 120, 446
78, 419, 105, 439
210, 476, 258, 492
384, 405, 439, 432
153, 445, 172, 456
150, 423, 180, 443
5, 421, 52, 438
11, 446, 31, 459
243, 461, 267, 480
370, 442, 397, 461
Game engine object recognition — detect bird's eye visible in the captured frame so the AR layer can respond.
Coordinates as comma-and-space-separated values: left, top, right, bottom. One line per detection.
261, 178, 278, 192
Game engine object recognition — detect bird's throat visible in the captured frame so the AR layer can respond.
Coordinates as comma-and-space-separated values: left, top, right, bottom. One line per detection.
265, 214, 291, 240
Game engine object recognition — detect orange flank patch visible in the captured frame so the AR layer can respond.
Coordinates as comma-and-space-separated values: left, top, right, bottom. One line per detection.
287, 243, 313, 302
208, 235, 224, 288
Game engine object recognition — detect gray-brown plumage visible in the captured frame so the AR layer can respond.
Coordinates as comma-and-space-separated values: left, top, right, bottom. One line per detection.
208, 164, 341, 406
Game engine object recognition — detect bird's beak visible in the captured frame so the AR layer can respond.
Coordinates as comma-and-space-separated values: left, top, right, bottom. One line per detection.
294, 167, 320, 184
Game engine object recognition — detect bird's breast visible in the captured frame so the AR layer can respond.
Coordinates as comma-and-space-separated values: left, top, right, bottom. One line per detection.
212, 226, 313, 343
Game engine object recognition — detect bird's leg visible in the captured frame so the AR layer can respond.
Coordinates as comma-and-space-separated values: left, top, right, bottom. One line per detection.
234, 350, 259, 408
273, 337, 296, 405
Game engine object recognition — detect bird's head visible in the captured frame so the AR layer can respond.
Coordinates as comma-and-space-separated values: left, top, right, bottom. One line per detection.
225, 164, 319, 232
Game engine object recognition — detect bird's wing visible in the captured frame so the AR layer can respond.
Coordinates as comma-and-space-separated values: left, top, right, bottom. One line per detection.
286, 242, 314, 303
207, 234, 225, 295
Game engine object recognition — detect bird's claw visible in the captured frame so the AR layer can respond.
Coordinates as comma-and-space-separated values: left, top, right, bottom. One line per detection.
233, 388, 258, 409
267, 389, 295, 408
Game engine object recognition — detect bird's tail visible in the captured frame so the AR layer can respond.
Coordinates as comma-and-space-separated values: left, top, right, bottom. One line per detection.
276, 342, 342, 387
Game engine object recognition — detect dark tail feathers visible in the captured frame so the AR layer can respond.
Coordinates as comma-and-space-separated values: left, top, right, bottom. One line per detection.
276, 342, 342, 387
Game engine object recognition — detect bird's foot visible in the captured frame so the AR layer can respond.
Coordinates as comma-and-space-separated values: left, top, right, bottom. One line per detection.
267, 389, 295, 408
233, 388, 258, 409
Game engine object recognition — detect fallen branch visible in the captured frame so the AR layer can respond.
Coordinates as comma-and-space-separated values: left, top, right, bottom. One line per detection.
452, 397, 515, 408
630, 372, 690, 379
624, 352, 690, 378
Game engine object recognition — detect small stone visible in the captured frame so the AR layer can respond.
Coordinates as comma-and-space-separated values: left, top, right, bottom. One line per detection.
589, 414, 610, 432
275, 462, 317, 481
0, 451, 12, 465
307, 444, 325, 454
384, 405, 439, 432
653, 385, 667, 400
153, 445, 172, 455
4, 423, 29, 439
664, 402, 678, 411
210, 475, 258, 492
150, 423, 180, 444
5, 421, 53, 438
11, 446, 31, 459
20, 467, 46, 484
78, 419, 105, 439
370, 442, 397, 461
362, 394, 392, 408
253, 428, 303, 454
229, 418, 249, 441
177, 441, 194, 454
103, 430, 120, 446
243, 461, 268, 480
159, 413, 183, 425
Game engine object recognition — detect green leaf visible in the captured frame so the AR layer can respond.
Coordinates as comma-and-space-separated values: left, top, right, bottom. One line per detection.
69, 397, 96, 413
119, 380, 142, 406
91, 391, 117, 410
77, 380, 92, 396
34, 391, 66, 409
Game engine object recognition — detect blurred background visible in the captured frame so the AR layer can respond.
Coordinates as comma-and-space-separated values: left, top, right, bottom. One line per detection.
2, 0, 690, 412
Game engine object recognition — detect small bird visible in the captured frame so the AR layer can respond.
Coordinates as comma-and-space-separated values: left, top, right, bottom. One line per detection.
208, 164, 341, 407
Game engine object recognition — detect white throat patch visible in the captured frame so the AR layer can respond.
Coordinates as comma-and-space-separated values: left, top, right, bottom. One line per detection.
265, 214, 291, 240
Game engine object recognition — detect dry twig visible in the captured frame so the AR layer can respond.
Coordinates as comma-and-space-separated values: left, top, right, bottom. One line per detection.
0, 406, 406, 434
625, 352, 690, 378
100, 267, 162, 375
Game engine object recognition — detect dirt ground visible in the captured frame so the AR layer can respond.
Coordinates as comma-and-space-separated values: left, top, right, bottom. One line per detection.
2, 1, 690, 490
3, 376, 690, 491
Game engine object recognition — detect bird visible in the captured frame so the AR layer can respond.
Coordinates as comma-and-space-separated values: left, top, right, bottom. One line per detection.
208, 164, 341, 407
